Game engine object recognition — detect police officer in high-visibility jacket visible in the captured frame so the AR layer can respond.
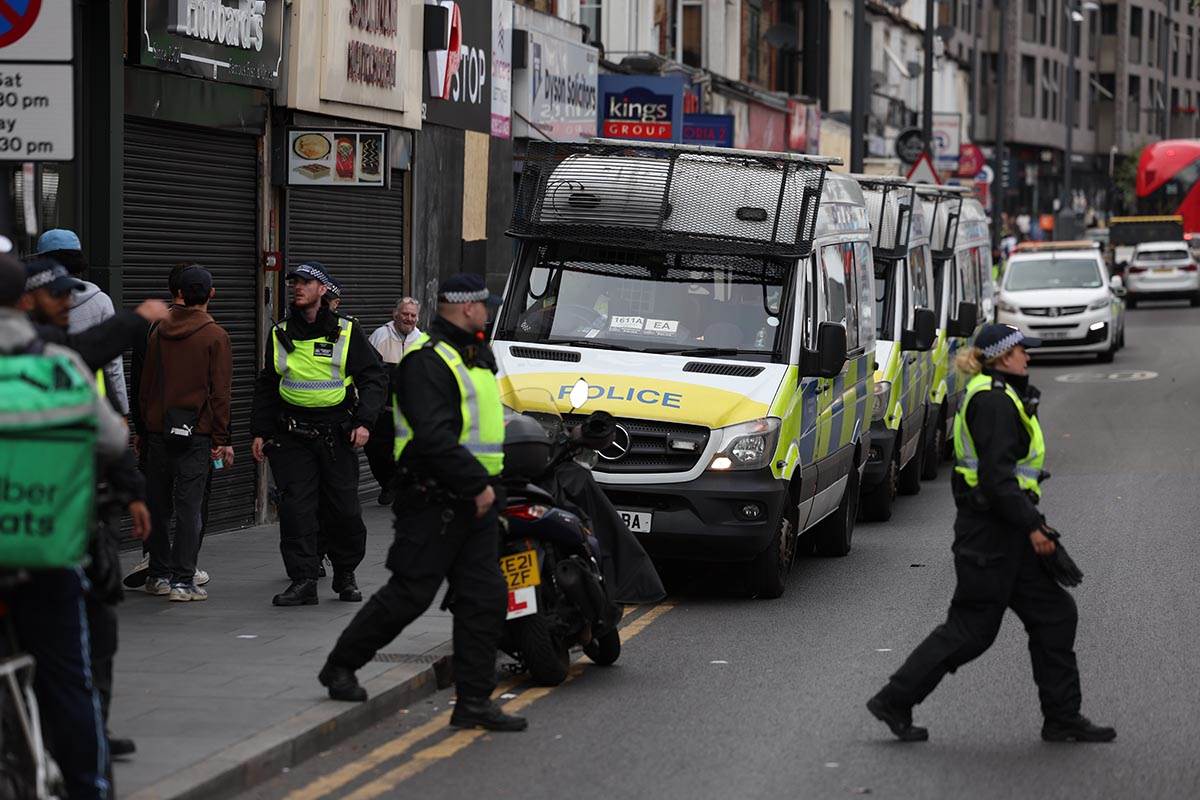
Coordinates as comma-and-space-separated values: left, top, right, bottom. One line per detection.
868, 324, 1115, 744
318, 273, 526, 733
250, 262, 386, 607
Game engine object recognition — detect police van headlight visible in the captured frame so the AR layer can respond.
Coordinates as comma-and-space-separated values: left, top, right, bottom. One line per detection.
1087, 297, 1110, 311
708, 418, 781, 471
871, 380, 892, 421
996, 298, 1019, 314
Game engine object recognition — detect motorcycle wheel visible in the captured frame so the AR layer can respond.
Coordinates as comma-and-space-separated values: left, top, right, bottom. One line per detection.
583, 629, 621, 666
512, 615, 569, 686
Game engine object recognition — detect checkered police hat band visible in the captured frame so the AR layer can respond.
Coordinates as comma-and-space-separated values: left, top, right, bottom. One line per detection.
291, 264, 333, 290
982, 330, 1024, 360
440, 289, 490, 303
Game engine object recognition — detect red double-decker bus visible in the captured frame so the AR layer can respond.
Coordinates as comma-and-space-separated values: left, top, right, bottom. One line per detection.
1136, 140, 1200, 235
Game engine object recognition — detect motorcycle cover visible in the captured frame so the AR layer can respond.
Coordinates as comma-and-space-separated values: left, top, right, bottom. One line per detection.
548, 462, 666, 605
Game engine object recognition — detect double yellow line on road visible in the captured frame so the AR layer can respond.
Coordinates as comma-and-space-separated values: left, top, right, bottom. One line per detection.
285, 601, 677, 800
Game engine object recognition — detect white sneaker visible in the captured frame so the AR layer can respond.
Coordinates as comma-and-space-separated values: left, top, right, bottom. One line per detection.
123, 555, 150, 589
144, 577, 171, 596
168, 583, 208, 602
193, 569, 210, 587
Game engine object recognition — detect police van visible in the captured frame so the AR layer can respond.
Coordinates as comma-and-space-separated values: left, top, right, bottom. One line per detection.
854, 177, 937, 521
915, 186, 986, 478
492, 140, 875, 598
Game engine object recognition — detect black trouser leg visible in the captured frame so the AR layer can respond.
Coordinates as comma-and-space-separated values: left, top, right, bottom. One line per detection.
326, 503, 457, 670
884, 555, 1012, 709
364, 409, 396, 490
169, 437, 210, 584
1009, 547, 1082, 720
445, 507, 507, 699
85, 598, 119, 725
320, 438, 367, 575
268, 436, 323, 581
7, 569, 110, 800
198, 460, 214, 553
144, 436, 174, 581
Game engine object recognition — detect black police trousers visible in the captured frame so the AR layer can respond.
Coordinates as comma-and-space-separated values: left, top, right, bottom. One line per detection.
881, 519, 1082, 721
268, 432, 367, 581
326, 492, 507, 699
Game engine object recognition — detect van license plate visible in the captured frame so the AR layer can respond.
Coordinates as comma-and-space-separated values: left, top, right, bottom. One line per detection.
617, 510, 653, 533
1039, 330, 1070, 340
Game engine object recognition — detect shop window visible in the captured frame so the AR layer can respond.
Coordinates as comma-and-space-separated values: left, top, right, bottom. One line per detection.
1021, 55, 1037, 116
580, 0, 601, 46
681, 1, 704, 68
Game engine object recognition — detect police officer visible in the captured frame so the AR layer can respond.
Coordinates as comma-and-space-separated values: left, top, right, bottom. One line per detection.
317, 273, 526, 733
867, 324, 1115, 744
251, 262, 386, 606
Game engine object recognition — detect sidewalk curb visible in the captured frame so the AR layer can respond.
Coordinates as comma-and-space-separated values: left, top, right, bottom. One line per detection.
126, 643, 454, 800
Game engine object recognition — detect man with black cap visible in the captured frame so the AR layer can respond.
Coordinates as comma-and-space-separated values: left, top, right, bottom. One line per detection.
251, 262, 386, 607
317, 273, 526, 733
867, 324, 1114, 744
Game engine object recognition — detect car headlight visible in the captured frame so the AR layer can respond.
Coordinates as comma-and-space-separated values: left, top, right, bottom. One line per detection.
1087, 297, 1110, 311
872, 380, 892, 421
708, 418, 781, 471
996, 298, 1018, 314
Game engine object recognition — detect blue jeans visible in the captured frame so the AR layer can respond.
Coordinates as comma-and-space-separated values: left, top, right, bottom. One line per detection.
4, 568, 110, 799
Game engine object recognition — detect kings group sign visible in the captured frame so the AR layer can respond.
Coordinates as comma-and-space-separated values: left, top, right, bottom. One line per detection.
597, 74, 683, 143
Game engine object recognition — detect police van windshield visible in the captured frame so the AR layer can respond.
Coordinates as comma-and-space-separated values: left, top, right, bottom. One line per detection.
496, 245, 791, 362
1005, 258, 1102, 291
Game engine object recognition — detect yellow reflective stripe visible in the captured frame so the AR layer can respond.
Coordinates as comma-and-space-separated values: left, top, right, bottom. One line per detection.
95, 369, 106, 399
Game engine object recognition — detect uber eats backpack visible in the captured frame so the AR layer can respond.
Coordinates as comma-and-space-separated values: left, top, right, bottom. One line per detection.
0, 349, 97, 568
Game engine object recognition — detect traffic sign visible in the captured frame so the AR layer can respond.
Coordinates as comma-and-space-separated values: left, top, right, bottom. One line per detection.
0, 64, 73, 160
895, 129, 925, 164
958, 143, 986, 177
0, 0, 69, 62
906, 152, 941, 185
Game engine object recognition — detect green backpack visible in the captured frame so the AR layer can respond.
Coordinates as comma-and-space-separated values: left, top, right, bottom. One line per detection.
0, 350, 97, 568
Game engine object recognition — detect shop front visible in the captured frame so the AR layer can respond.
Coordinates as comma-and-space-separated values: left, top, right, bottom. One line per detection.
123, 0, 284, 531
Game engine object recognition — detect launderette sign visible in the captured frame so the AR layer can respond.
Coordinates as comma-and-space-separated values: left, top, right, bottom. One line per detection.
597, 74, 683, 143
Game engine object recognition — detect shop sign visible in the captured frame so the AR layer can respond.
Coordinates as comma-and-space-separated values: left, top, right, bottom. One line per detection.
744, 101, 786, 152
682, 114, 733, 148
597, 74, 683, 142
423, 0, 492, 132
140, 0, 284, 89
512, 7, 598, 142
491, 0, 512, 138
0, 2, 74, 161
319, 0, 409, 112
286, 128, 389, 187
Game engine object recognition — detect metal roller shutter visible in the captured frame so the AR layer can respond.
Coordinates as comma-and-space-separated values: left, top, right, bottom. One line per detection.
284, 177, 405, 501
123, 116, 260, 533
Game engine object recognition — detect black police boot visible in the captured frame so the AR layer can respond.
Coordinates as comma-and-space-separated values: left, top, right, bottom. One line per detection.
450, 697, 528, 732
273, 579, 318, 607
1042, 714, 1116, 743
318, 663, 367, 702
867, 692, 929, 742
332, 572, 363, 602
107, 731, 136, 757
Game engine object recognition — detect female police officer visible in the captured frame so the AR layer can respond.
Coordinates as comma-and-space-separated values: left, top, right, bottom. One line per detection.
867, 324, 1115, 744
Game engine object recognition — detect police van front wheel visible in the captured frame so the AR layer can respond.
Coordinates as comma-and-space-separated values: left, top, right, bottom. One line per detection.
921, 416, 944, 481
749, 507, 796, 599
898, 426, 925, 496
859, 450, 898, 522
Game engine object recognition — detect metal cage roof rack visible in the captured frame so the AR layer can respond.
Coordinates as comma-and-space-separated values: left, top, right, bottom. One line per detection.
853, 175, 917, 261
509, 139, 838, 260
913, 185, 966, 260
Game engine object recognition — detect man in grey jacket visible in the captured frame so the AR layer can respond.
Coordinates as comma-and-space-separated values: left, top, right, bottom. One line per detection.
38, 228, 130, 415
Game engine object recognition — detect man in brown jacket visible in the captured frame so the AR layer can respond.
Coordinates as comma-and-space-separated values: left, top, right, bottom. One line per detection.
139, 266, 233, 602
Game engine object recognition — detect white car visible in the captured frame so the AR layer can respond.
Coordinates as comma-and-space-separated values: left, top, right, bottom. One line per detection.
1125, 241, 1200, 307
995, 241, 1126, 363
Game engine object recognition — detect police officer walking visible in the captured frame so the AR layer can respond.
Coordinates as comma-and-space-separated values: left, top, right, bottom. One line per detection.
867, 324, 1115, 743
317, 273, 526, 733
251, 262, 386, 606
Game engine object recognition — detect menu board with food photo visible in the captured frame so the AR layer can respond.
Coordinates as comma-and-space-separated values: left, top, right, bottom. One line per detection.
287, 129, 388, 187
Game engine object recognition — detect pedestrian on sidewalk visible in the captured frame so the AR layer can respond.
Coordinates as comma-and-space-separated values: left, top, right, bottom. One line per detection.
139, 266, 233, 603
125, 263, 215, 590
38, 228, 131, 415
867, 324, 1115, 744
366, 296, 421, 505
251, 262, 386, 607
318, 273, 527, 733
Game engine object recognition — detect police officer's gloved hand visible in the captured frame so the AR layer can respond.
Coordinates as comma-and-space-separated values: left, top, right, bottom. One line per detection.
1039, 525, 1084, 588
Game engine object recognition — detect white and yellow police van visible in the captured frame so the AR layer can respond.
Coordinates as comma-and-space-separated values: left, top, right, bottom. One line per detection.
854, 177, 937, 522
492, 140, 875, 598
915, 186, 988, 479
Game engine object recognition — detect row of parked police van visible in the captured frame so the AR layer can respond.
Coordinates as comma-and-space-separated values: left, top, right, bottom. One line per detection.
489, 139, 997, 598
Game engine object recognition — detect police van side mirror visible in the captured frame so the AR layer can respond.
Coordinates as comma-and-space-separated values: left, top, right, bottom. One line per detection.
800, 322, 848, 378
901, 308, 936, 352
948, 301, 977, 338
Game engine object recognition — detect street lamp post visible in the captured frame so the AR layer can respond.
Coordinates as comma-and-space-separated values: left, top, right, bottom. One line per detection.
924, 0, 935, 158
992, 0, 1008, 248
851, 0, 868, 172
1063, 1, 1099, 236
